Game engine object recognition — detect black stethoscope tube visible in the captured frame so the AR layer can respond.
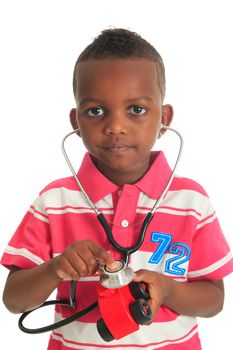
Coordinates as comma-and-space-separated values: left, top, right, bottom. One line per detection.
97, 212, 154, 265
18, 299, 98, 334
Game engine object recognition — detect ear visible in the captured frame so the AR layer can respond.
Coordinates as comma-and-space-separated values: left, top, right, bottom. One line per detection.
160, 104, 174, 137
69, 108, 81, 137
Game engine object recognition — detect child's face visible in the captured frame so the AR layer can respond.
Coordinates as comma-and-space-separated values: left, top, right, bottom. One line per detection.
71, 59, 173, 185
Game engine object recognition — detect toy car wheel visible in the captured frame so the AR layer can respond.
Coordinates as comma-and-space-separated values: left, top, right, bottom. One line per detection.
129, 298, 152, 325
129, 281, 150, 300
96, 318, 114, 342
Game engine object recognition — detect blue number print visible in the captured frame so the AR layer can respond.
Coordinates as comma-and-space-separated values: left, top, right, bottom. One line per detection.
165, 243, 191, 276
149, 232, 172, 264
149, 232, 191, 276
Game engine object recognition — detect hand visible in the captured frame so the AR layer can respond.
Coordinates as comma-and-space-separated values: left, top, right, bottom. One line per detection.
133, 269, 171, 322
51, 239, 116, 280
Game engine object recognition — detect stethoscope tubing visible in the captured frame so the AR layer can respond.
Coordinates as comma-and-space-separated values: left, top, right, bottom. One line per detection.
18, 299, 98, 334
97, 211, 154, 265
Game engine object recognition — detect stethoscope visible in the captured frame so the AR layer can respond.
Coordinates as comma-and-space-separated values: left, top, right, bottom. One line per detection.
18, 124, 183, 334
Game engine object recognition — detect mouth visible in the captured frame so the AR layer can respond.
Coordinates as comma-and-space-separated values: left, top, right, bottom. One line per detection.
102, 144, 135, 154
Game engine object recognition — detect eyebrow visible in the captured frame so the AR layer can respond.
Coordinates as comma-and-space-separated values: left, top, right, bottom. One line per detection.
78, 97, 105, 107
124, 96, 154, 103
78, 96, 154, 107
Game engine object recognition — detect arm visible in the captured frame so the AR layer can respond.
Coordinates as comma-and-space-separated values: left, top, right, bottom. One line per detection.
133, 270, 224, 319
3, 261, 62, 314
2, 240, 115, 314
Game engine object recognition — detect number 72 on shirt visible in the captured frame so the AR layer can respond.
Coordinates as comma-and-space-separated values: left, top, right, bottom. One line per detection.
148, 232, 191, 276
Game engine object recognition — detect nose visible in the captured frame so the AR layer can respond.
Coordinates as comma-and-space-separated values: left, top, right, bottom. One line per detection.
103, 112, 128, 135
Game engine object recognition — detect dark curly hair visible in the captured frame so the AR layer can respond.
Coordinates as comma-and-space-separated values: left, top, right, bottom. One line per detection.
73, 28, 166, 99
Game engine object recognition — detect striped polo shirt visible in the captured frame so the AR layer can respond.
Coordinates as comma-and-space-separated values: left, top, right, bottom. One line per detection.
1, 151, 233, 350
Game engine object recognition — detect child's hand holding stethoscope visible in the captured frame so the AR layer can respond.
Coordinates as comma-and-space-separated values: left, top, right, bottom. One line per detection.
52, 239, 117, 281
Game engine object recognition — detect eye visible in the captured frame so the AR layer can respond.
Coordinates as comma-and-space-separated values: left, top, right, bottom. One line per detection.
129, 106, 147, 115
87, 107, 104, 117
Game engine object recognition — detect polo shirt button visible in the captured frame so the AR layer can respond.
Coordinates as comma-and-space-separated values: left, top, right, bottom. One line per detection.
121, 219, 129, 227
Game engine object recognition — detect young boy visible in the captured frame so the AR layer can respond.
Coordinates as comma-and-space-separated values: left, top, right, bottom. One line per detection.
1, 28, 233, 350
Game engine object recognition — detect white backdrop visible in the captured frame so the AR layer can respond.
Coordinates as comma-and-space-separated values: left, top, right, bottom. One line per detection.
0, 1, 232, 349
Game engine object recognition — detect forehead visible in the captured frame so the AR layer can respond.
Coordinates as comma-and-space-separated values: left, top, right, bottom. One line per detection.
74, 59, 162, 103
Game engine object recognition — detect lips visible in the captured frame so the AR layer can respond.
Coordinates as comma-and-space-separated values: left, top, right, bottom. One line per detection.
102, 143, 135, 153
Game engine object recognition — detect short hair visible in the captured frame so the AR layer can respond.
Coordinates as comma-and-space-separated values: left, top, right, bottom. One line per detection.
72, 28, 166, 99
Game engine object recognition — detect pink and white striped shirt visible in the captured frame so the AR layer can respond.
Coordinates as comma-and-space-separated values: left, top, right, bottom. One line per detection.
1, 151, 233, 350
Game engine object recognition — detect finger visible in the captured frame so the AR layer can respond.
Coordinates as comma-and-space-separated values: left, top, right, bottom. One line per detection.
105, 259, 124, 271
74, 251, 98, 276
65, 249, 92, 277
147, 298, 159, 324
88, 241, 115, 267
66, 240, 101, 275
133, 269, 150, 282
133, 269, 163, 300
133, 269, 160, 285
54, 256, 80, 280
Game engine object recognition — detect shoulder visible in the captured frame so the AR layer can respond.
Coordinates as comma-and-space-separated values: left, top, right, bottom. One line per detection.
170, 175, 209, 197
32, 176, 83, 211
33, 176, 81, 209
164, 175, 214, 218
39, 176, 79, 195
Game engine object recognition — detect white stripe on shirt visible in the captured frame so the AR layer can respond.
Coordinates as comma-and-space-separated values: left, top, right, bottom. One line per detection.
28, 206, 49, 223
4, 246, 45, 265
188, 251, 233, 278
51, 312, 198, 350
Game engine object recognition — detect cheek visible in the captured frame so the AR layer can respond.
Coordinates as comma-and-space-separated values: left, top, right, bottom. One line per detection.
151, 121, 161, 141
79, 128, 98, 151
80, 134, 92, 149
140, 123, 160, 144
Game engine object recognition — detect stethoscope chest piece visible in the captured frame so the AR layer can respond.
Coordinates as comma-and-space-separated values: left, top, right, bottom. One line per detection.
99, 260, 134, 289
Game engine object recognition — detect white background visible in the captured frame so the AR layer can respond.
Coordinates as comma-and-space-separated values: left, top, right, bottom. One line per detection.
0, 0, 232, 349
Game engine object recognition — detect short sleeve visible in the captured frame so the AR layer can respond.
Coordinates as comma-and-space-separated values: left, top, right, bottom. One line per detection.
1, 194, 52, 269
188, 196, 233, 281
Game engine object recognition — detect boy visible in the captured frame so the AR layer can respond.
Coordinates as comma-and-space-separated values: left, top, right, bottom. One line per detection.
1, 28, 233, 350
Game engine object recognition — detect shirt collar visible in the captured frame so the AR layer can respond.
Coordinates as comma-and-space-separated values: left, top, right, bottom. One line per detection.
77, 151, 172, 203
135, 151, 172, 199
77, 153, 118, 203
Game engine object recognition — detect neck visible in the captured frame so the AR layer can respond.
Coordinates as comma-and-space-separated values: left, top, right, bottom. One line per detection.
93, 157, 152, 187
